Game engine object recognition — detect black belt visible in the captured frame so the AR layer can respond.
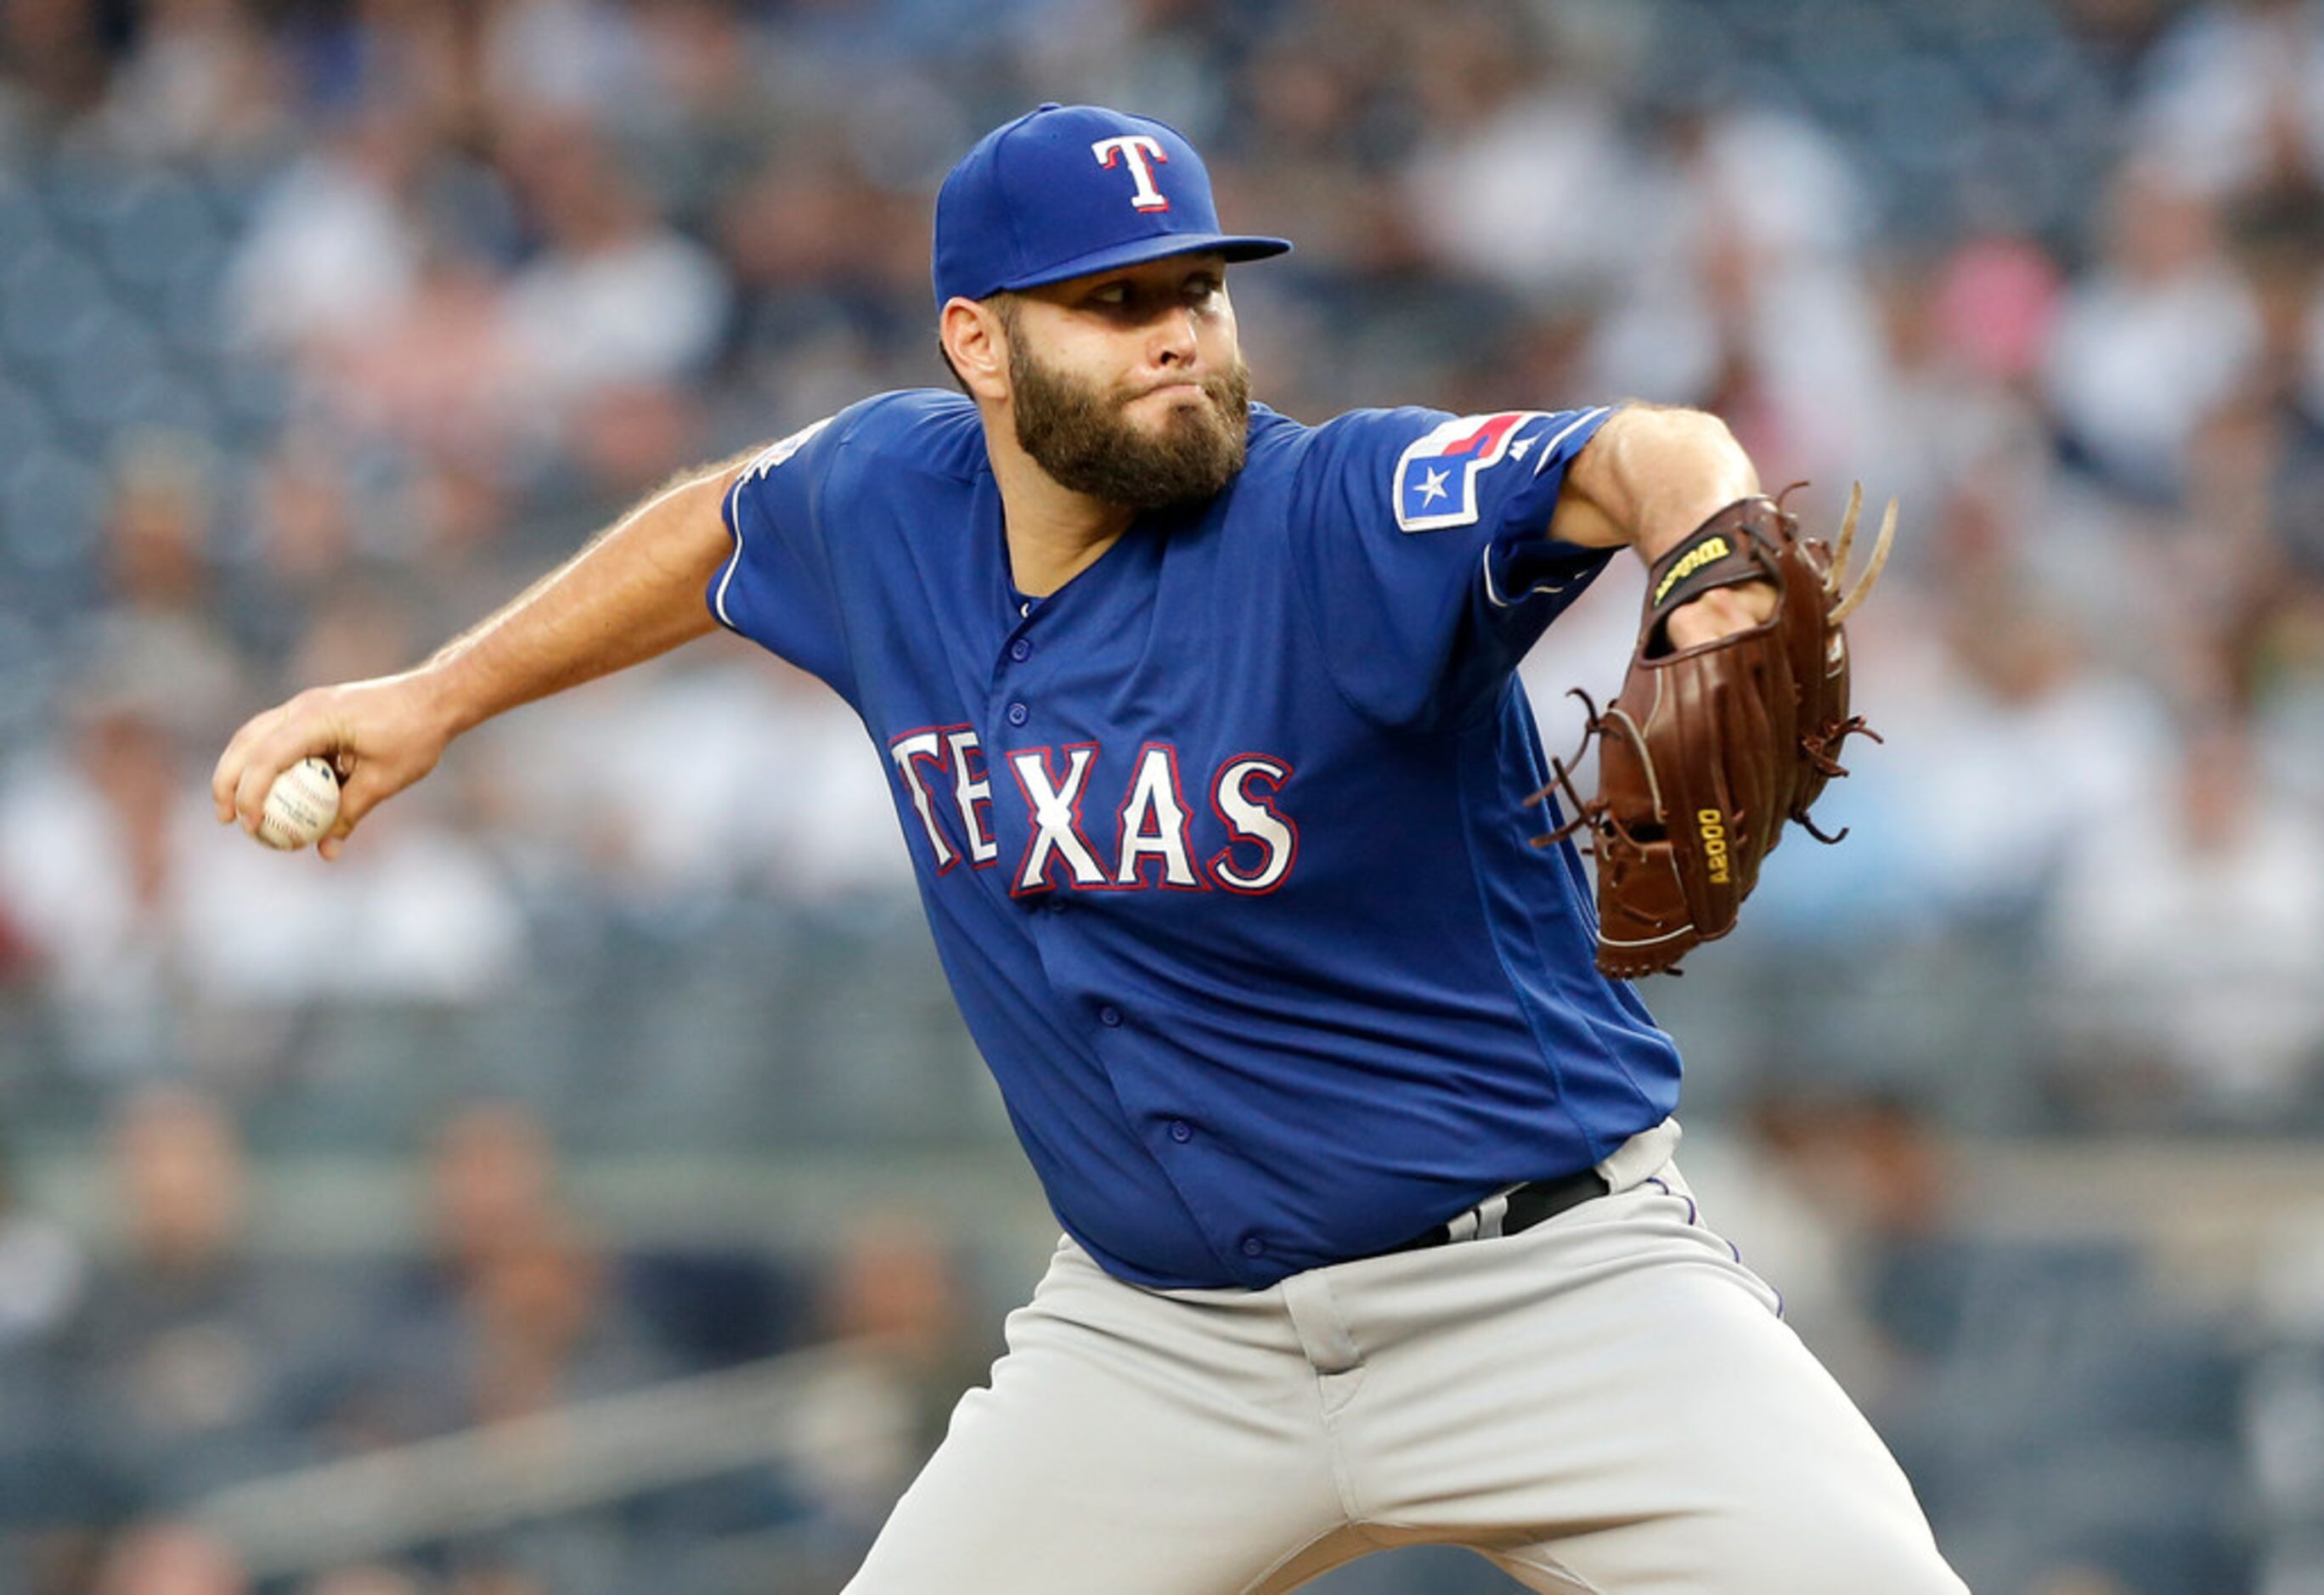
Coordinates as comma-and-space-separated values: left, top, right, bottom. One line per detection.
1378, 1167, 1610, 1258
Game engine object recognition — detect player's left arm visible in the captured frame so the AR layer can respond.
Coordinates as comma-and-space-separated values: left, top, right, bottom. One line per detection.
1548, 404, 1774, 647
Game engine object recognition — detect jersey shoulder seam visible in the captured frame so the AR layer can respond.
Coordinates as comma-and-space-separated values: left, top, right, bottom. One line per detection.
832, 389, 989, 485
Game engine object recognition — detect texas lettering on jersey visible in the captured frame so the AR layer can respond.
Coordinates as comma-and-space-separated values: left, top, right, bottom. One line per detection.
886, 729, 1297, 896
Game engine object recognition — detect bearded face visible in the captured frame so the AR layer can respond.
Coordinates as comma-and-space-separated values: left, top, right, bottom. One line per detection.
1006, 320, 1252, 510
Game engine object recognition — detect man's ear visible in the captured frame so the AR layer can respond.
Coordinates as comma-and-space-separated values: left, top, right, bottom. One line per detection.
941, 297, 1010, 403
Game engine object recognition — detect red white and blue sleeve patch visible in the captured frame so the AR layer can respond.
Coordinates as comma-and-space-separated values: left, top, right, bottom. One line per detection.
1392, 407, 1611, 534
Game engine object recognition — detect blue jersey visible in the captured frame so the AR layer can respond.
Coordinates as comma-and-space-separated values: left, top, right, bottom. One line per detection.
714, 391, 1682, 1289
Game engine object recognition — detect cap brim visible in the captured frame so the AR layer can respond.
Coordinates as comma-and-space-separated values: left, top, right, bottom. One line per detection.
996, 233, 1292, 295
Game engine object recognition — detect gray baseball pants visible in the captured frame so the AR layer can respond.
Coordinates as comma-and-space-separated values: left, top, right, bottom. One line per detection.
844, 1121, 1966, 1593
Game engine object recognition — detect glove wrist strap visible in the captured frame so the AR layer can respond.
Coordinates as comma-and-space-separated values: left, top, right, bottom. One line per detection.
1644, 498, 1785, 621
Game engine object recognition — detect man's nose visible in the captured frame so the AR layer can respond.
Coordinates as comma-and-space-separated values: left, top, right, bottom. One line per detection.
1151, 304, 1199, 366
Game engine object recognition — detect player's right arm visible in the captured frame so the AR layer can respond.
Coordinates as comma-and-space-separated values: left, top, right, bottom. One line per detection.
212, 456, 748, 860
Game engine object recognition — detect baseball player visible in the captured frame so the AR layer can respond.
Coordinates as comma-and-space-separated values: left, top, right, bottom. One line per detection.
214, 105, 1964, 1592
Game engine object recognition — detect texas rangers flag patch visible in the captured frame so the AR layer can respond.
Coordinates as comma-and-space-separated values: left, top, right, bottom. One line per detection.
1393, 411, 1548, 532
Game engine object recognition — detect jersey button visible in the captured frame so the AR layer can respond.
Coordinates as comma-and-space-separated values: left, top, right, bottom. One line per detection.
1098, 1005, 1123, 1028
1009, 638, 1033, 662
1240, 1236, 1266, 1258
1168, 1119, 1192, 1143
1046, 899, 1067, 914
1006, 702, 1029, 726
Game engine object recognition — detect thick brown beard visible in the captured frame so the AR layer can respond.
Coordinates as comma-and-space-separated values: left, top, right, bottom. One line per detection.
1009, 337, 1251, 510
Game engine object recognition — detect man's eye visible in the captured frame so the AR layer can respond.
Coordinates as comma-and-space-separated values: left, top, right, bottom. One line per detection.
1091, 285, 1129, 307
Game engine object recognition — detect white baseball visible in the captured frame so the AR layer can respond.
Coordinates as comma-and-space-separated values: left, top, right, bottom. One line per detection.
257, 757, 341, 851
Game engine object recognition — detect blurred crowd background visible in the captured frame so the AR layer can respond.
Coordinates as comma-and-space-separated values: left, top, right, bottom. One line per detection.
3, 0, 2322, 1589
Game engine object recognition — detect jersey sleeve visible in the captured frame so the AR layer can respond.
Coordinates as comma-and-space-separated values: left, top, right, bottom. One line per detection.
1286, 404, 1619, 730
709, 410, 860, 706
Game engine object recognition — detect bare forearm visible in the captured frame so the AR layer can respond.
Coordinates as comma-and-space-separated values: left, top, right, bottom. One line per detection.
1552, 405, 1773, 647
1549, 406, 1761, 561
420, 466, 736, 736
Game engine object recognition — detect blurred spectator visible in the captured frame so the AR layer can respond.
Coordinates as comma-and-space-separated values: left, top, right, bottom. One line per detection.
1399, 10, 1641, 303
2043, 160, 2263, 501
2169, 392, 2316, 715
493, 111, 730, 426
96, 432, 246, 732
70, 1087, 332, 1508
599, 0, 776, 235
335, 1104, 670, 1446
1217, 9, 1408, 287
460, 1212, 646, 1425
785, 1215, 984, 1557
0, 893, 35, 989
562, 379, 710, 508
2134, 0, 2324, 203
819, 1215, 977, 1423
235, 431, 364, 624
1873, 583, 2175, 927
426, 1102, 565, 1286
0, 0, 112, 133
178, 801, 528, 1010
0, 668, 213, 1077
99, 0, 286, 161
226, 104, 430, 361
319, 239, 525, 473
487, 652, 911, 914
0, 1139, 91, 1591
622, 1236, 809, 1378
1742, 1087, 2248, 1592
0, 1141, 84, 1355
481, 0, 646, 121
106, 435, 213, 612
2044, 719, 2324, 1122
92, 1519, 249, 1595
1855, 241, 2058, 576
1729, 1089, 1960, 1407
2248, 1203, 2324, 1576
1587, 93, 1884, 481
2217, 189, 2324, 610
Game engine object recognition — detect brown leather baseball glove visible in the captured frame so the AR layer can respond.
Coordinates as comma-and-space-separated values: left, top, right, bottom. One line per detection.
1533, 485, 1895, 978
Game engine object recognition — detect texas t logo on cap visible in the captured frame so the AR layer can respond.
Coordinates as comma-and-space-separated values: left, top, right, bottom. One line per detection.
932, 104, 1290, 307
1091, 135, 1170, 211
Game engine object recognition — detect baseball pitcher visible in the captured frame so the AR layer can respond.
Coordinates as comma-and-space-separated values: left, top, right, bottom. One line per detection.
215, 104, 1958, 1593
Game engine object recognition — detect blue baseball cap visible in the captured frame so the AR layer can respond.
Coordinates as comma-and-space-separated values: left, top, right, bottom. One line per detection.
933, 104, 1291, 308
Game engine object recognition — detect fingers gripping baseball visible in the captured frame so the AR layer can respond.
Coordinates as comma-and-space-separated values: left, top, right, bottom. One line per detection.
212, 677, 451, 860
